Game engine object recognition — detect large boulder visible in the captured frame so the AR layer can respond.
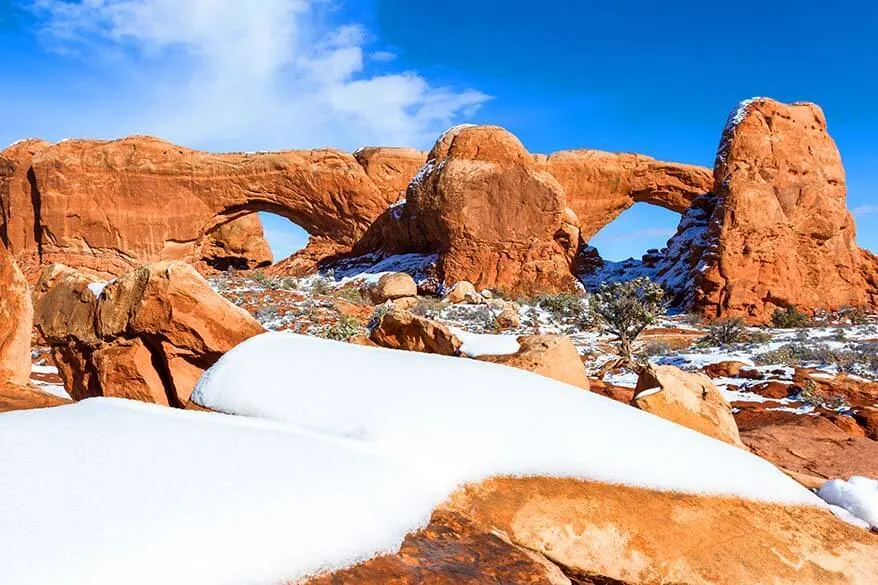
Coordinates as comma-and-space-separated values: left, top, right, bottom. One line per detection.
0, 241, 32, 385
197, 214, 272, 271
404, 126, 582, 294
33, 261, 265, 405
0, 381, 70, 413
366, 272, 418, 304
661, 98, 877, 320
436, 477, 878, 585
634, 364, 744, 447
478, 335, 589, 390
369, 309, 462, 356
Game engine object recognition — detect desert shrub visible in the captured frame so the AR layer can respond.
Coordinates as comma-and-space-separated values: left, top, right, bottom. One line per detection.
322, 315, 361, 341
254, 307, 279, 323
367, 304, 392, 331
538, 292, 589, 323
797, 379, 848, 412
411, 297, 445, 319
311, 277, 333, 296
754, 342, 878, 377
334, 287, 366, 304
641, 339, 673, 357
280, 277, 299, 291
251, 270, 268, 285
703, 317, 748, 345
593, 277, 666, 361
771, 306, 812, 329
837, 306, 869, 326
746, 329, 774, 344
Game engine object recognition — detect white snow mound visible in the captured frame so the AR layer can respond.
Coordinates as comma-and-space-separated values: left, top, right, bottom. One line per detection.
818, 476, 878, 529
1, 332, 827, 585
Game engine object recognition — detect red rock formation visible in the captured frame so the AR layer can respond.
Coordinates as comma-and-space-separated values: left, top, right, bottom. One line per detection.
538, 149, 712, 241
353, 125, 711, 295
33, 261, 264, 405
312, 477, 878, 585
685, 98, 877, 320
1, 136, 426, 280
0, 240, 32, 385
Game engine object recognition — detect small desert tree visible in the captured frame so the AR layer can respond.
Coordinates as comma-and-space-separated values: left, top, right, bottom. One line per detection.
593, 277, 666, 372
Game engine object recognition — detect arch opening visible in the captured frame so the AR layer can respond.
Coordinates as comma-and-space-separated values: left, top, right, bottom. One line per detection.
579, 203, 681, 289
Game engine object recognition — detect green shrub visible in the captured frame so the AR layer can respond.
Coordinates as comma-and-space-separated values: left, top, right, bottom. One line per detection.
538, 292, 589, 323
322, 315, 362, 341
334, 287, 366, 304
837, 306, 869, 326
411, 298, 445, 319
771, 306, 812, 328
746, 329, 774, 344
311, 277, 333, 296
703, 317, 748, 345
593, 277, 666, 361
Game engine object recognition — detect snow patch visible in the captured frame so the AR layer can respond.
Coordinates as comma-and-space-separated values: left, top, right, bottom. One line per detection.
818, 477, 878, 529
87, 282, 108, 297
448, 327, 520, 356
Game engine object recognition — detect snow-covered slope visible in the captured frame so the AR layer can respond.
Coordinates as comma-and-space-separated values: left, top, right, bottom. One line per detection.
1, 333, 827, 585
193, 332, 818, 504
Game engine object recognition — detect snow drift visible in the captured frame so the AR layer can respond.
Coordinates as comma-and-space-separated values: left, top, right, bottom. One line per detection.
1, 332, 827, 585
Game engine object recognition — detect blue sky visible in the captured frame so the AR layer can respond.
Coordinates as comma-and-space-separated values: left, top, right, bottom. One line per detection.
2, 1, 876, 261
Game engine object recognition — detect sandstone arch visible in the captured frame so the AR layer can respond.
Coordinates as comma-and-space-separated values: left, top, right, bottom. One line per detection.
1, 136, 425, 279
351, 125, 713, 293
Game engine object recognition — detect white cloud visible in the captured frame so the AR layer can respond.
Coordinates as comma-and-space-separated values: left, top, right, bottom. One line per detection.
853, 204, 878, 216
27, 0, 490, 151
369, 50, 397, 62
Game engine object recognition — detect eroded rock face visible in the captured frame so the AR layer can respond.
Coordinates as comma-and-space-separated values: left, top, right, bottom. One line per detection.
688, 98, 877, 320
0, 241, 32, 385
305, 509, 571, 585
478, 335, 589, 390
2, 136, 426, 279
441, 477, 878, 585
33, 261, 264, 405
634, 364, 743, 447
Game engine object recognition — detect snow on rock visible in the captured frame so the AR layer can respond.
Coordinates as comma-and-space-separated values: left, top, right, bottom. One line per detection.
329, 253, 439, 286
194, 332, 821, 507
86, 281, 108, 297
3, 332, 833, 584
0, 399, 439, 585
818, 476, 878, 529
448, 326, 520, 356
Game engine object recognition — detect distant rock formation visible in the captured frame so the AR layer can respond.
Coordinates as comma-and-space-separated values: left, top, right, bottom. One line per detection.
0, 137, 426, 280
353, 125, 711, 294
657, 98, 878, 320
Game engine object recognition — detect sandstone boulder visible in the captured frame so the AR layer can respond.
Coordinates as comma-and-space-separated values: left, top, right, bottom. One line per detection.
0, 241, 32, 385
198, 214, 272, 270
440, 477, 878, 585
683, 98, 877, 320
33, 261, 265, 405
478, 335, 589, 389
0, 380, 71, 413
634, 364, 743, 447
494, 302, 521, 330
369, 309, 462, 356
444, 280, 481, 304
367, 272, 417, 303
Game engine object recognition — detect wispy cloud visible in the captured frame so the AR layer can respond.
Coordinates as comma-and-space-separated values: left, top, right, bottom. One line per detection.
25, 0, 490, 151
853, 204, 878, 216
